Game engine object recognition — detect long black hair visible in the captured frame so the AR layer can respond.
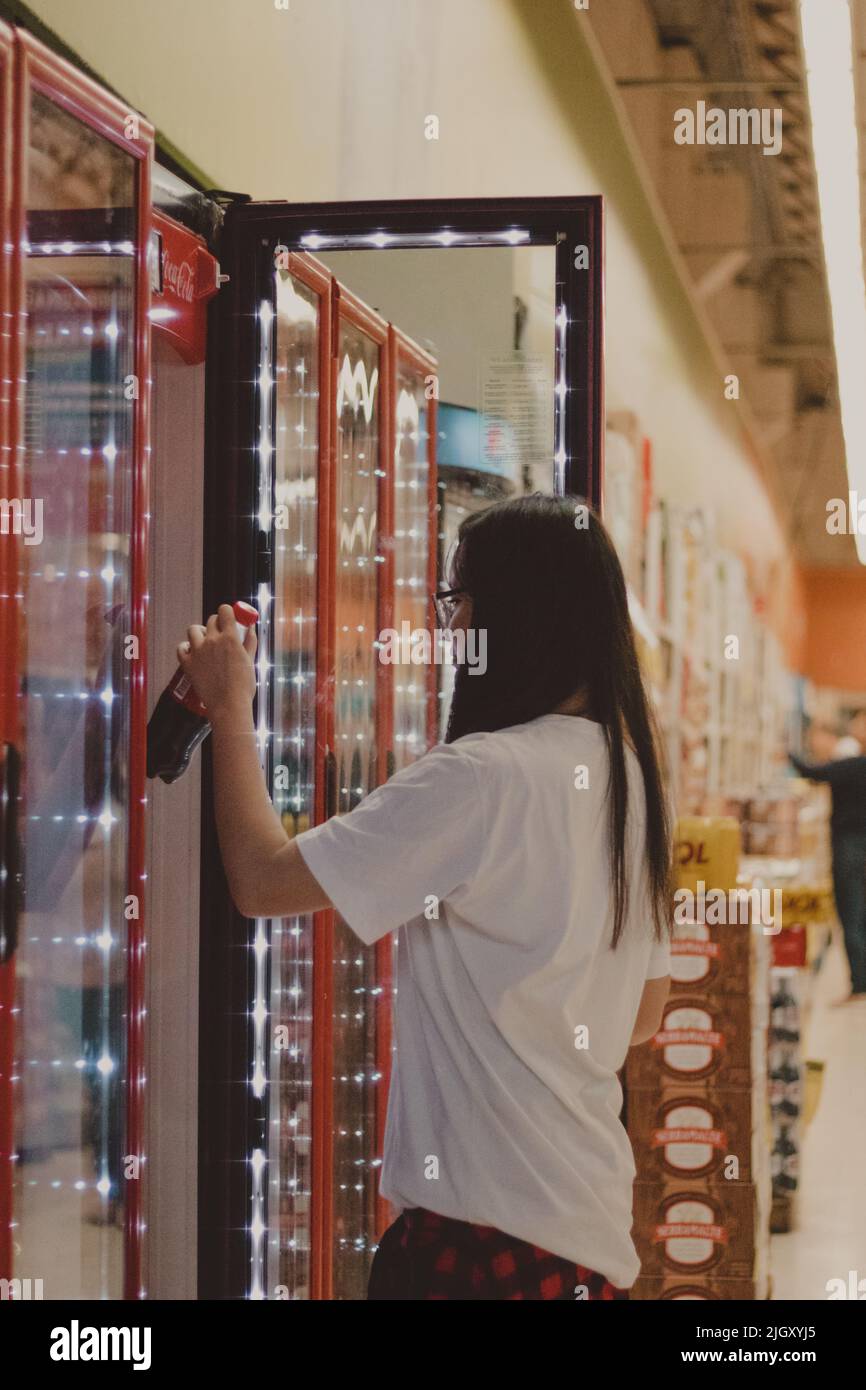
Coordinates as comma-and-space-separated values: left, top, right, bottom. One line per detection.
444, 494, 672, 947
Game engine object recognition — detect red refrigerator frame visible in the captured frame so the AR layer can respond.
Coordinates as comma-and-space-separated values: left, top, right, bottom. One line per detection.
318, 279, 392, 1299
373, 325, 439, 1240
0, 25, 153, 1299
0, 17, 16, 1285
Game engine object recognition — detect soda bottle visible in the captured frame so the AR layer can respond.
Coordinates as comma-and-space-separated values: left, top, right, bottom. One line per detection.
777, 1124, 799, 1193
146, 600, 258, 784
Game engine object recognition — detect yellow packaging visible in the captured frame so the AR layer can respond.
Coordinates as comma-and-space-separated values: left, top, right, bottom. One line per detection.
673, 816, 741, 895
780, 885, 834, 926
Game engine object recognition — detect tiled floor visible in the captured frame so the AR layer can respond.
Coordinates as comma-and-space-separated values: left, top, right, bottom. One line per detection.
770, 938, 866, 1300
15, 1147, 123, 1299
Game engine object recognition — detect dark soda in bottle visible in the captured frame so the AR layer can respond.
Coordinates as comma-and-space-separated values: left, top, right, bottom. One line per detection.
146, 600, 258, 784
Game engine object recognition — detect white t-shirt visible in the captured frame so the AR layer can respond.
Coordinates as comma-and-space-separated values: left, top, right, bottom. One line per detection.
295, 713, 670, 1288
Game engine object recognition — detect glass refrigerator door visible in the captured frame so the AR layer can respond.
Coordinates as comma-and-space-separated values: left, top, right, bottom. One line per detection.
328, 289, 388, 1300
258, 270, 438, 1300
371, 330, 438, 1235
266, 254, 330, 1301
391, 331, 438, 770
202, 199, 601, 1301
0, 34, 152, 1299
0, 18, 14, 1289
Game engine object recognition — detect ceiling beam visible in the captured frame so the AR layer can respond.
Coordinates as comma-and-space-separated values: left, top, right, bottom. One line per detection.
616, 78, 802, 90
695, 250, 751, 298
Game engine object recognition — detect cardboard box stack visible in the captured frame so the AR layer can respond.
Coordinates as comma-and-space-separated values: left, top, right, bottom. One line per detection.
627, 816, 772, 1300
718, 791, 801, 858
741, 793, 800, 858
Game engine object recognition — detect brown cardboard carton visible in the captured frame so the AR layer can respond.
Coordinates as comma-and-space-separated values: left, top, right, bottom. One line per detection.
630, 1275, 757, 1300
743, 822, 799, 857
632, 1180, 758, 1280
669, 916, 753, 998
628, 1086, 754, 1184
627, 992, 754, 1090
748, 795, 799, 826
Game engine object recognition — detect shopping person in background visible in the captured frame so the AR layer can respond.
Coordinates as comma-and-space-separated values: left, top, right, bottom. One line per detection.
178, 495, 673, 1301
834, 708, 866, 758
790, 723, 866, 1005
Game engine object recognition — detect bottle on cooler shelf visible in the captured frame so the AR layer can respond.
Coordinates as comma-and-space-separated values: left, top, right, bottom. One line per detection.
146, 600, 258, 784
771, 1124, 799, 1195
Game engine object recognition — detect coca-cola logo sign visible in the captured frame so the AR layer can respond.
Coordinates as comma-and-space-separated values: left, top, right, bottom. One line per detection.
163, 252, 195, 303
150, 212, 220, 364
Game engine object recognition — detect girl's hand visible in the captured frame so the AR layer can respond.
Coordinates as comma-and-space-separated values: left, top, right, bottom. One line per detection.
177, 604, 257, 721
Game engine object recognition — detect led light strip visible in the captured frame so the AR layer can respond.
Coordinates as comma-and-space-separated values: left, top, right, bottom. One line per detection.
554, 300, 569, 495
248, 297, 277, 1299
300, 228, 530, 251
298, 221, 574, 495
24, 239, 135, 256
799, 0, 866, 563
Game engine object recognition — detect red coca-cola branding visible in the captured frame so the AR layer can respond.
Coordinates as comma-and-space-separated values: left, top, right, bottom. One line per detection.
169, 668, 208, 720
165, 601, 257, 722
163, 250, 196, 304
150, 210, 220, 364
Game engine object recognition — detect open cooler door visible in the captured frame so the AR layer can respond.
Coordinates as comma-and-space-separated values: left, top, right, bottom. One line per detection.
200, 197, 603, 1299
0, 28, 153, 1300
0, 15, 15, 1295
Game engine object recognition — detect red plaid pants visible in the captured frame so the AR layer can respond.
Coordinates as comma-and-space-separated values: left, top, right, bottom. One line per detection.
367, 1207, 628, 1301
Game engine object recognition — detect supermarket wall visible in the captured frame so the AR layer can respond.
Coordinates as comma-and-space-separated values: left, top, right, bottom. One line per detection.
801, 569, 866, 694
24, 0, 798, 633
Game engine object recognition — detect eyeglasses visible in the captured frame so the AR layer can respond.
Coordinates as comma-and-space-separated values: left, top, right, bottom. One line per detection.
431, 586, 465, 627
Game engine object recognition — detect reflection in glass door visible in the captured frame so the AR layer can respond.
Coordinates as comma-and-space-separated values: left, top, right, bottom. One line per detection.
261, 265, 440, 1299
330, 290, 386, 1300
0, 18, 15, 1290
372, 330, 438, 1236
266, 255, 329, 1301
391, 332, 437, 772
1, 38, 152, 1300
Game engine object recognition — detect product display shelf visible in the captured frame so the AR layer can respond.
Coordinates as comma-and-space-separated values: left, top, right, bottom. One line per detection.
634, 501, 793, 815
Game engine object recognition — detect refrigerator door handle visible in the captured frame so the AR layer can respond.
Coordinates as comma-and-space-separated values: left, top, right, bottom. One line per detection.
324, 747, 337, 822
0, 742, 23, 965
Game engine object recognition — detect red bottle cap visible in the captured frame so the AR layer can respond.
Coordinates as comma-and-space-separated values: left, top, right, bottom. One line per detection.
233, 601, 259, 628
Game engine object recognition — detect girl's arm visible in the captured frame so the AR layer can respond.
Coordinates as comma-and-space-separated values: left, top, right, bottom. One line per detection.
789, 751, 833, 782
630, 974, 670, 1047
178, 605, 332, 919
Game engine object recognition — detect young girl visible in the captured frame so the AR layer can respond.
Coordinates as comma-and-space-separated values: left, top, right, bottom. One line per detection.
180, 494, 672, 1301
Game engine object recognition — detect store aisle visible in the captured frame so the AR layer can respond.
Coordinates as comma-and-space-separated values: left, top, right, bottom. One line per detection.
770, 937, 866, 1300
